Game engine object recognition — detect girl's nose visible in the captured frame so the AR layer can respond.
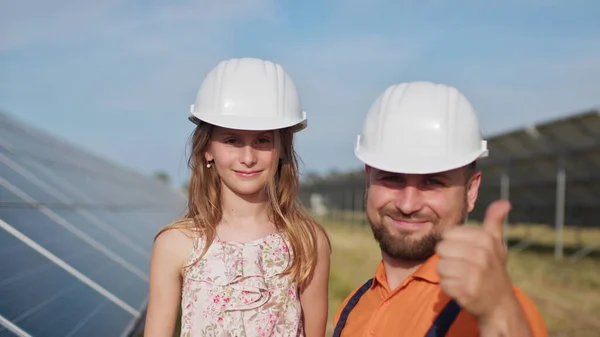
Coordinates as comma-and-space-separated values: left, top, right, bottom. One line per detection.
240, 145, 257, 166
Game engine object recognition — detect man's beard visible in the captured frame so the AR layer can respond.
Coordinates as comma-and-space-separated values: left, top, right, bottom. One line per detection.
367, 194, 469, 262
369, 219, 442, 262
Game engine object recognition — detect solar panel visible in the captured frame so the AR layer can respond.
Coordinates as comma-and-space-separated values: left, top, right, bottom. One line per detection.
469, 109, 600, 228
0, 111, 186, 337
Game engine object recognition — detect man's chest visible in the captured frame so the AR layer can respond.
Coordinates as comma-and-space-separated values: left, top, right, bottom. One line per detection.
337, 286, 479, 337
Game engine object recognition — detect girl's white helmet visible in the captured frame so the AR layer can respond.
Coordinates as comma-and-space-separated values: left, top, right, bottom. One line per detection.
355, 81, 489, 174
189, 57, 307, 132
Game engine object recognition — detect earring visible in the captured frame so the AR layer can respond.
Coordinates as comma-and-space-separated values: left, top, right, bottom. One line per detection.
206, 160, 213, 168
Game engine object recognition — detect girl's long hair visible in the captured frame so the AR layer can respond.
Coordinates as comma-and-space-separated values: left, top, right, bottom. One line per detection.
157, 122, 330, 289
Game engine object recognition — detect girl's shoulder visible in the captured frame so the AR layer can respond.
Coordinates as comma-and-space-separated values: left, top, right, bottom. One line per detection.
301, 219, 331, 252
153, 218, 199, 270
155, 218, 200, 240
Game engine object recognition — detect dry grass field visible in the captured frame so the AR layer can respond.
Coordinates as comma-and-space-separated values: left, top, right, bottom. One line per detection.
321, 215, 600, 337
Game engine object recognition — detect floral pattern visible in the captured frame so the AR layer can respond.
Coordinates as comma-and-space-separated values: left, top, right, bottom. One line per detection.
180, 232, 303, 337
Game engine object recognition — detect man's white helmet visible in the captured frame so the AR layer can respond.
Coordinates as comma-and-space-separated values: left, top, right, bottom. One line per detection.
189, 57, 307, 132
355, 81, 488, 174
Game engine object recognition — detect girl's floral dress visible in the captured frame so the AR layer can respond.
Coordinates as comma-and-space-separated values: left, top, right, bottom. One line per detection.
180, 231, 303, 337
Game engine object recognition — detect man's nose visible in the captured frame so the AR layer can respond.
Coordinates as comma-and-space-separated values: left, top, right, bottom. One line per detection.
394, 185, 425, 215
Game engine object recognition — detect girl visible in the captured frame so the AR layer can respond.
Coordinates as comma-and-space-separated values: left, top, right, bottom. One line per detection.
144, 58, 331, 337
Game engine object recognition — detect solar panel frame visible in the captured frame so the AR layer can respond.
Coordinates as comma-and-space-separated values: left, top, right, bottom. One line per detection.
0, 314, 29, 337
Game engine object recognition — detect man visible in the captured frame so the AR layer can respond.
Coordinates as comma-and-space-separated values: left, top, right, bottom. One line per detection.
332, 82, 547, 337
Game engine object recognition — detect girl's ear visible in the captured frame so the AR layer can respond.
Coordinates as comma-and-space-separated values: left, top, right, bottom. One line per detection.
274, 129, 285, 159
204, 150, 213, 163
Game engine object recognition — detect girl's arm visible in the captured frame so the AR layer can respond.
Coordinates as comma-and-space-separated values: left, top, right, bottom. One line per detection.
144, 229, 192, 337
300, 225, 331, 337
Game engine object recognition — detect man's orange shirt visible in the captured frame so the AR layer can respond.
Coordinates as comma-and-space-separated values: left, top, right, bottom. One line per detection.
333, 255, 548, 337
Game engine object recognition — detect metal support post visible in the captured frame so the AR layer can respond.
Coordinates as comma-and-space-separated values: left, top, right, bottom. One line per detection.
555, 156, 566, 261
500, 168, 510, 247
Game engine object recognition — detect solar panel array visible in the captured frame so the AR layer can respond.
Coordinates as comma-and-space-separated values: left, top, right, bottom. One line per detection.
0, 111, 187, 337
469, 109, 600, 228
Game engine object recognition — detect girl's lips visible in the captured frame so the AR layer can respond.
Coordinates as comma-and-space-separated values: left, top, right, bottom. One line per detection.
234, 170, 262, 177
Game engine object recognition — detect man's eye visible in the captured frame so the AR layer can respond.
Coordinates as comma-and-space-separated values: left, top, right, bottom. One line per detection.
426, 179, 444, 186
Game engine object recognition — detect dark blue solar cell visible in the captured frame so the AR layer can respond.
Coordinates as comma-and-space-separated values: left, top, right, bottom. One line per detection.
0, 228, 134, 337
0, 183, 21, 204
85, 209, 184, 253
0, 160, 59, 205
0, 129, 169, 209
0, 122, 52, 161
2, 155, 154, 268
13, 154, 110, 205
0, 203, 148, 309
86, 210, 155, 251
47, 208, 150, 269
1, 152, 130, 207
0, 118, 98, 173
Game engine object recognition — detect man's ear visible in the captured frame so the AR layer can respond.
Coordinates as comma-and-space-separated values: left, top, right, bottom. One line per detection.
466, 171, 482, 212
365, 165, 371, 188
364, 165, 372, 205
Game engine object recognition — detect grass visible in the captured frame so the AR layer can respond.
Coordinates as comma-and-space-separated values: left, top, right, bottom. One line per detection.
320, 215, 600, 337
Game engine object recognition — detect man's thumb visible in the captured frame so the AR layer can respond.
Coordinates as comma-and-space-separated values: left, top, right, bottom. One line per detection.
482, 200, 512, 241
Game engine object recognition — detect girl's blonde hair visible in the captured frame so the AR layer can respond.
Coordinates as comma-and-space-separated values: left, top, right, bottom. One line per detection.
157, 122, 330, 289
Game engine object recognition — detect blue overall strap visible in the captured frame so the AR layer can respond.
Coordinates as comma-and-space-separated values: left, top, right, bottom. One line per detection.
424, 299, 462, 337
331, 278, 374, 337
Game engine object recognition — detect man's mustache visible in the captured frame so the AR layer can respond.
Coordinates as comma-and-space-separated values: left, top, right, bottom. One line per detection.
381, 209, 434, 223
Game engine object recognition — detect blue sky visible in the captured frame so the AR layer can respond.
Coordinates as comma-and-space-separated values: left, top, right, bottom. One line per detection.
1, 0, 599, 186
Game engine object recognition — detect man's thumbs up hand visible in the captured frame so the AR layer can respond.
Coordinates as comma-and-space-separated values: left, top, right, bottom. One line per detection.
435, 200, 517, 323
482, 199, 511, 243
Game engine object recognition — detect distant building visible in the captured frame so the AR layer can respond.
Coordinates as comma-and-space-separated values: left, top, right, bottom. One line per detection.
309, 193, 329, 216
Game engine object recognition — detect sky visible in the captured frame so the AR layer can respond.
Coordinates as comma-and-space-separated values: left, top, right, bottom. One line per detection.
1, 0, 599, 186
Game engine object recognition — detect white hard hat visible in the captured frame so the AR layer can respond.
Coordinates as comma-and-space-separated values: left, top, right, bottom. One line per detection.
355, 81, 488, 174
189, 57, 307, 132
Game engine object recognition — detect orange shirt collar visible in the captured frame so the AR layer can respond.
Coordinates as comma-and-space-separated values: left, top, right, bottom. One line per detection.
371, 254, 441, 290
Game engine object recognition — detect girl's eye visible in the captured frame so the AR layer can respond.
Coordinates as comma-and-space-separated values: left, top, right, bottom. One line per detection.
257, 137, 271, 143
224, 138, 238, 144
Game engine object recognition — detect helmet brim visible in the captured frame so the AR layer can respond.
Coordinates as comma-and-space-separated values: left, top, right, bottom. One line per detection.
188, 113, 307, 133
355, 146, 489, 175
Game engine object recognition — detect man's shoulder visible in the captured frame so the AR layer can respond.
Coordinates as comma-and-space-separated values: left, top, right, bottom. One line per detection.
511, 286, 543, 316
511, 286, 548, 336
449, 286, 548, 337
511, 285, 536, 302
